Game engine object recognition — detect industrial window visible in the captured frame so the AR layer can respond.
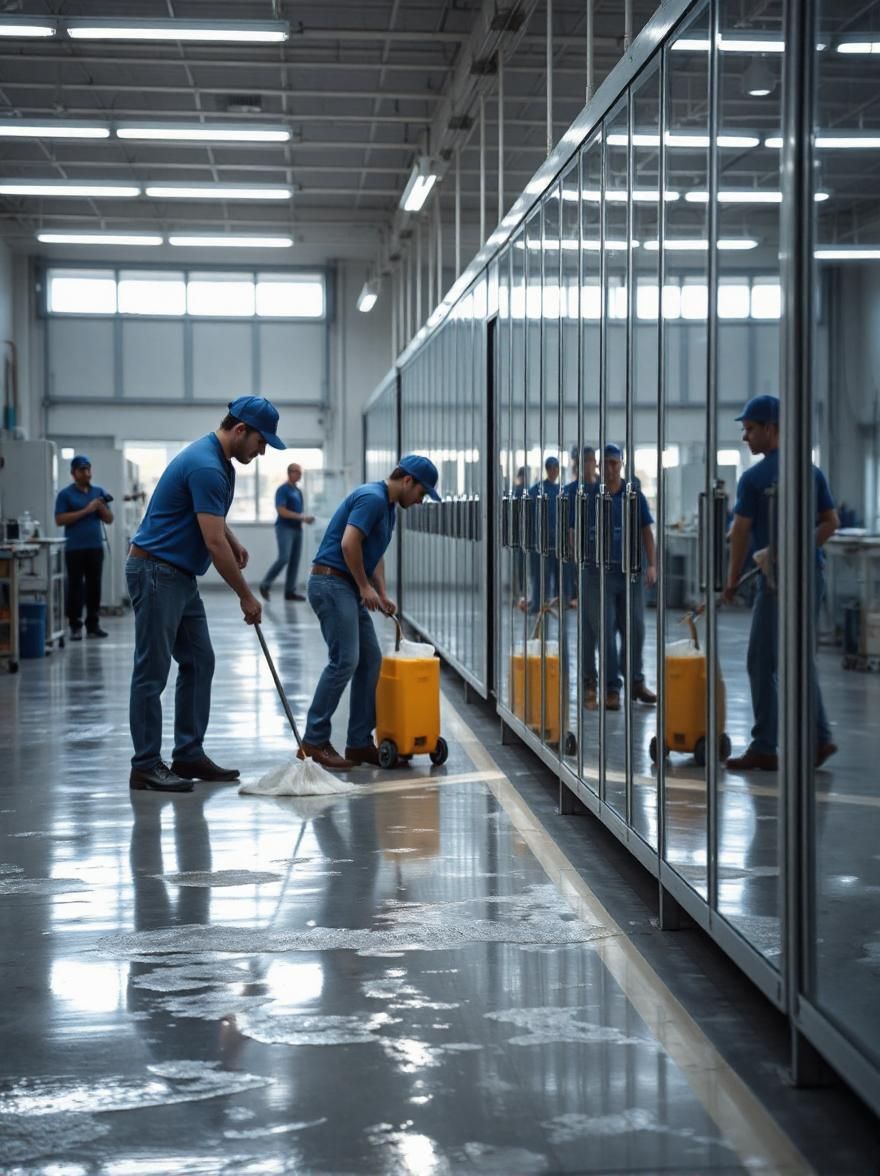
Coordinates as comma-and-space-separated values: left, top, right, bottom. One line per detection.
46, 267, 327, 320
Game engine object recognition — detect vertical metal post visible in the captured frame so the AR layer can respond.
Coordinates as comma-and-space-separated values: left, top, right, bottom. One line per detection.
391, 267, 398, 360
656, 46, 670, 900
416, 220, 423, 328
455, 146, 462, 275
624, 91, 635, 829
405, 243, 412, 342
624, 0, 633, 52
427, 209, 435, 316
498, 50, 505, 223
435, 191, 443, 305
586, 0, 594, 103
479, 93, 486, 246
546, 0, 554, 157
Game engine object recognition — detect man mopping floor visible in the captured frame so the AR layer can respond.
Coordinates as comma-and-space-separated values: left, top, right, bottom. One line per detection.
298, 455, 440, 771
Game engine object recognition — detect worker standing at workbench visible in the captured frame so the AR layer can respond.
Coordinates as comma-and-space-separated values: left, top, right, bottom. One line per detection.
55, 454, 113, 642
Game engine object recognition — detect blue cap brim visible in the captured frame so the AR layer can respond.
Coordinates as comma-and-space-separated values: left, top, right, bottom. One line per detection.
424, 484, 441, 502
261, 432, 286, 450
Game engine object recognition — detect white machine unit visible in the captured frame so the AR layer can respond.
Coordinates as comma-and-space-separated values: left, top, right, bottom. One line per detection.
0, 438, 59, 537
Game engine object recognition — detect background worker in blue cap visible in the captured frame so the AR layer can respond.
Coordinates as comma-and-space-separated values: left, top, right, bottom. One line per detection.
258, 461, 315, 602
300, 454, 440, 771
55, 454, 113, 641
126, 396, 284, 793
527, 455, 561, 613
723, 395, 838, 771
583, 444, 657, 711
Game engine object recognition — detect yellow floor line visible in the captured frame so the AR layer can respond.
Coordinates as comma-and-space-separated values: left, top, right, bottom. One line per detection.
443, 699, 814, 1176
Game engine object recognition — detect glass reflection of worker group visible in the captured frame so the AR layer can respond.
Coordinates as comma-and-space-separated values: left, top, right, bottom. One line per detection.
523, 443, 658, 714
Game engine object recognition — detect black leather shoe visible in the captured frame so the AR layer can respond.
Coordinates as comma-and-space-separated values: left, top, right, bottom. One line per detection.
259, 584, 271, 601
130, 762, 193, 792
70, 628, 82, 642
171, 754, 240, 782
87, 626, 109, 639
285, 592, 306, 601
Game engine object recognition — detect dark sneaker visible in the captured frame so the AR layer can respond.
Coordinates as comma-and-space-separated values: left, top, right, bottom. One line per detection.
130, 762, 193, 792
70, 628, 83, 642
87, 626, 109, 639
285, 592, 306, 601
171, 754, 240, 782
633, 683, 657, 705
258, 584, 271, 602
726, 748, 779, 772
345, 743, 381, 767
816, 743, 838, 768
297, 742, 355, 771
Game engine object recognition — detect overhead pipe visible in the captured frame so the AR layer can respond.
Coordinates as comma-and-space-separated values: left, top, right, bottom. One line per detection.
497, 48, 505, 222
586, 0, 594, 102
546, 0, 553, 157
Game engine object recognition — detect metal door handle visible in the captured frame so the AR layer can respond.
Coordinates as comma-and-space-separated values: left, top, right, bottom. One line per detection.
625, 489, 642, 578
602, 492, 613, 571
713, 486, 727, 592
501, 494, 510, 547
698, 490, 707, 594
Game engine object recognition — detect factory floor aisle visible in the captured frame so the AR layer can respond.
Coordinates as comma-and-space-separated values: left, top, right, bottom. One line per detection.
0, 592, 875, 1174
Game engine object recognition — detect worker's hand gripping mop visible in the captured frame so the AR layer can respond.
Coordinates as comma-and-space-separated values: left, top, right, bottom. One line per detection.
239, 624, 359, 798
650, 562, 761, 767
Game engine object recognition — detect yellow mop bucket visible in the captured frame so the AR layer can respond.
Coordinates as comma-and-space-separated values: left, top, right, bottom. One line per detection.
510, 606, 561, 744
375, 616, 448, 769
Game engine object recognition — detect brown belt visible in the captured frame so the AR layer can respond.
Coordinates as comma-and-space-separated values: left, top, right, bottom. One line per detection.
311, 563, 353, 583
128, 544, 191, 577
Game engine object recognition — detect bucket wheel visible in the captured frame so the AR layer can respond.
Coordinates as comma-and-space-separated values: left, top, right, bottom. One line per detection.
429, 737, 449, 765
694, 737, 707, 767
378, 739, 399, 770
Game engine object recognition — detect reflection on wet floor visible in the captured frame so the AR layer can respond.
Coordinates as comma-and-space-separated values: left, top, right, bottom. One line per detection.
0, 592, 848, 1172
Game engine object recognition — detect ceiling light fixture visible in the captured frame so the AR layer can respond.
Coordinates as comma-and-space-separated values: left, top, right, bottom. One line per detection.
644, 238, 759, 251
607, 132, 760, 149
65, 18, 289, 43
815, 246, 880, 259
837, 41, 880, 54
0, 120, 109, 139
168, 234, 293, 248
36, 231, 162, 246
816, 134, 880, 148
357, 280, 379, 313
145, 184, 291, 200
400, 157, 438, 213
0, 181, 141, 197
0, 18, 56, 38
117, 124, 290, 143
686, 189, 830, 203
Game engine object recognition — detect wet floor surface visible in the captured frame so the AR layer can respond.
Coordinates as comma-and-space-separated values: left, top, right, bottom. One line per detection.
0, 593, 874, 1173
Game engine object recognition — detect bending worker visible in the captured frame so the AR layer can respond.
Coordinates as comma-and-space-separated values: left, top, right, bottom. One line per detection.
258, 462, 315, 602
299, 455, 440, 771
126, 396, 284, 793
723, 395, 837, 771
54, 454, 112, 641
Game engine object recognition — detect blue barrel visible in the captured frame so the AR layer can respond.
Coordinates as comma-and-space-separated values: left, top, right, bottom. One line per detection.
19, 600, 46, 659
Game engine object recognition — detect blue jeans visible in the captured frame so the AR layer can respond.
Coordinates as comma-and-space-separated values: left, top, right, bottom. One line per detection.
747, 577, 831, 755
528, 552, 559, 613
261, 526, 303, 596
585, 570, 646, 691
126, 556, 215, 770
303, 574, 383, 749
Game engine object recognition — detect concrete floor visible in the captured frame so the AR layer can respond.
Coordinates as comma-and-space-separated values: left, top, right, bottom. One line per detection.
0, 590, 877, 1173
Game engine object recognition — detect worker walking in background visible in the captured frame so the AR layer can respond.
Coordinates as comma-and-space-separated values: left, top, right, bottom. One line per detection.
55, 454, 112, 641
259, 462, 315, 602
528, 455, 561, 613
724, 395, 838, 771
126, 396, 283, 793
300, 455, 440, 771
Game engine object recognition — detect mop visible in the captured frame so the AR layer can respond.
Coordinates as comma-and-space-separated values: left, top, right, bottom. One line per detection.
239, 624, 359, 798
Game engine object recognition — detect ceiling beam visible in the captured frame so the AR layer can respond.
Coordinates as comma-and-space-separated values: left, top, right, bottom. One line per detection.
0, 81, 444, 102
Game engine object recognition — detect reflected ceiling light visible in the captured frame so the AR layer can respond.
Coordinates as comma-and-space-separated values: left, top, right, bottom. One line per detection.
400, 157, 438, 213
0, 180, 140, 197
515, 238, 634, 251
837, 41, 880, 54
607, 132, 760, 149
168, 234, 293, 248
357, 280, 379, 313
670, 37, 711, 52
575, 189, 680, 203
815, 134, 880, 148
670, 34, 785, 52
145, 183, 291, 200
815, 246, 880, 259
36, 231, 162, 246
0, 18, 56, 37
764, 136, 783, 148
0, 120, 109, 139
117, 124, 290, 143
643, 238, 759, 251
65, 18, 289, 43
743, 59, 776, 97
686, 189, 830, 203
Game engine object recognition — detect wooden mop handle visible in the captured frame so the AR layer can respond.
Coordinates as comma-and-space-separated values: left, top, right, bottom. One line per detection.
255, 623, 305, 752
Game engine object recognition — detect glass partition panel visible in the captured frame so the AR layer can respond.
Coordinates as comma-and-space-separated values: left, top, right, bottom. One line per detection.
524, 209, 545, 740
498, 250, 514, 711
561, 160, 581, 774
511, 230, 529, 724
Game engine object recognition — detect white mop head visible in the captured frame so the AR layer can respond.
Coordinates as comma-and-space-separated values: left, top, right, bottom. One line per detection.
239, 756, 359, 798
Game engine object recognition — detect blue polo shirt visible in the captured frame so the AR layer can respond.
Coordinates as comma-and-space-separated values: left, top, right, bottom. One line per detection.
313, 481, 396, 587
582, 483, 653, 568
55, 483, 107, 551
275, 483, 303, 531
527, 478, 561, 541
132, 433, 235, 576
734, 449, 833, 569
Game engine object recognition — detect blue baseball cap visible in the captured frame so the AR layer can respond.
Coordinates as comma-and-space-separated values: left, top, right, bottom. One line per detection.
227, 395, 285, 450
398, 454, 441, 502
604, 443, 623, 460
545, 455, 559, 470
736, 394, 779, 424
70, 454, 91, 471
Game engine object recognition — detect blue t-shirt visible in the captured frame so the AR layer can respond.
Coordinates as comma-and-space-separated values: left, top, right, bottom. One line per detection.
734, 449, 833, 569
275, 483, 303, 530
583, 483, 653, 568
313, 481, 396, 587
54, 483, 107, 551
527, 478, 561, 541
132, 433, 235, 576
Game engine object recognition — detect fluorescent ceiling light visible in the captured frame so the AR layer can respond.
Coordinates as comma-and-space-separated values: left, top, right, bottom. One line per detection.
0, 181, 140, 197
168, 234, 293, 248
815, 246, 880, 259
671, 35, 785, 52
400, 158, 438, 213
837, 42, 880, 54
0, 120, 108, 139
0, 19, 56, 38
670, 38, 711, 52
65, 19, 288, 43
37, 231, 162, 246
576, 188, 680, 203
145, 184, 291, 200
764, 136, 783, 148
517, 238, 634, 251
686, 189, 830, 203
117, 124, 290, 143
357, 281, 378, 313
644, 238, 759, 251
607, 132, 760, 149
816, 134, 880, 148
